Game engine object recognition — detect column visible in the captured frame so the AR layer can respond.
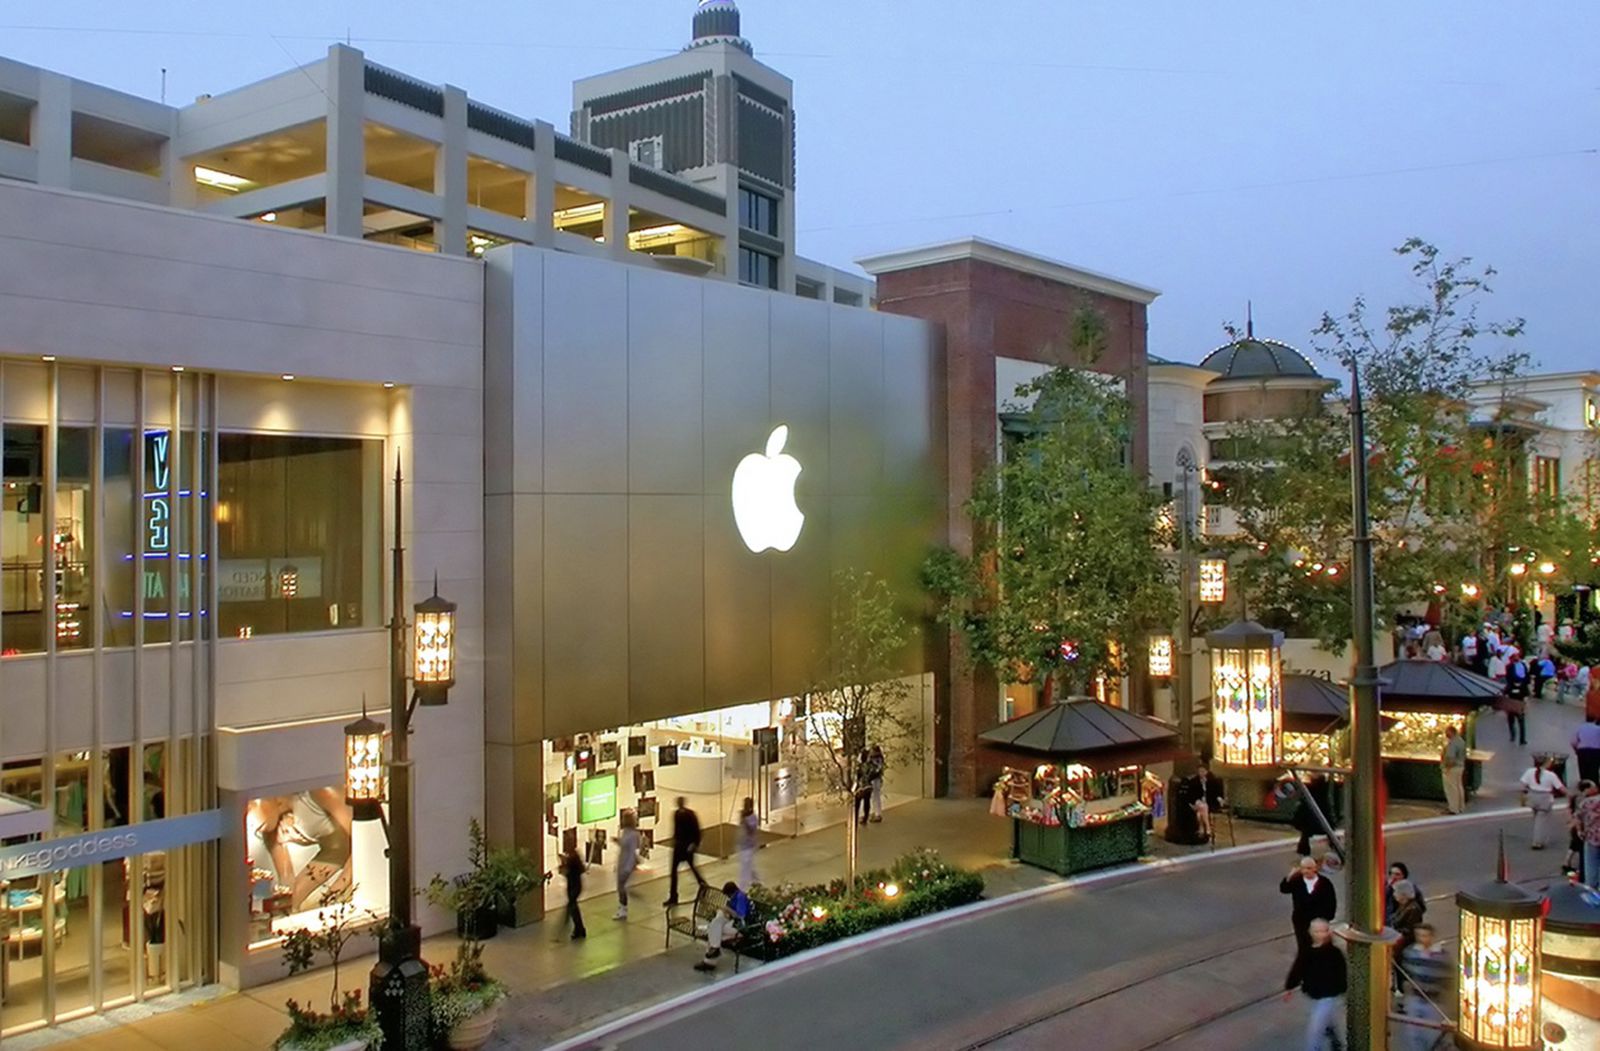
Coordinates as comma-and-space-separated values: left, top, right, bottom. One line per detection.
32, 70, 72, 187
324, 44, 366, 240
434, 85, 468, 256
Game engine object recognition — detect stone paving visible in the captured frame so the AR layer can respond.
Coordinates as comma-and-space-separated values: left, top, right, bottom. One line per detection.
24, 692, 1585, 1051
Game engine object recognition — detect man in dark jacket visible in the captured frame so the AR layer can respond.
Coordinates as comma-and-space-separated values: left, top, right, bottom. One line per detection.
1280, 855, 1338, 958
665, 797, 705, 906
1284, 918, 1348, 1049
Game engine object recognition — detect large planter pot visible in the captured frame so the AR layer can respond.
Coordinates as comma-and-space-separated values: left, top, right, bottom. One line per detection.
278, 1039, 370, 1051
456, 906, 498, 941
447, 1001, 502, 1051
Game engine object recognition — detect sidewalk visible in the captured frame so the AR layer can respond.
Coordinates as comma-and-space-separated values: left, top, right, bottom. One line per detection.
28, 694, 1585, 1051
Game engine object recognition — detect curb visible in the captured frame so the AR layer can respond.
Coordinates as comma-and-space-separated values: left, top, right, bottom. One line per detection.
542, 805, 1523, 1050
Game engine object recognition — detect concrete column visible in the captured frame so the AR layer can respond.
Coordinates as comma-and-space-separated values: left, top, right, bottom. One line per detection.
530, 120, 556, 245
32, 70, 72, 187
324, 44, 366, 240
603, 148, 630, 261
715, 162, 739, 282
435, 85, 468, 256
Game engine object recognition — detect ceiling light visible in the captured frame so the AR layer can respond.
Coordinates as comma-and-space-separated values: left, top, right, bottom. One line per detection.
41, 355, 56, 362
171, 366, 185, 372
281, 374, 295, 381
260, 212, 278, 223
383, 382, 395, 389
193, 165, 255, 192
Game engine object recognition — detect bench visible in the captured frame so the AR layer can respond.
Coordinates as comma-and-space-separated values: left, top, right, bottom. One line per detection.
664, 885, 760, 973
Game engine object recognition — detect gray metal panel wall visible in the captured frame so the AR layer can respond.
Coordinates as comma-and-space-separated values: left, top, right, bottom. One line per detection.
588, 96, 707, 173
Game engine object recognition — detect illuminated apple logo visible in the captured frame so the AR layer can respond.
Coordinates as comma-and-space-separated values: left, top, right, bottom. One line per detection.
732, 425, 805, 553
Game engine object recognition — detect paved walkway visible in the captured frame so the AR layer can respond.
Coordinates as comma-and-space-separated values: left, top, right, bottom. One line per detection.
28, 694, 1584, 1050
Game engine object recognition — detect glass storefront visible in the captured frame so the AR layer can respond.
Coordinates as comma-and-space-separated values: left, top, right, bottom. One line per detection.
244, 786, 386, 948
541, 679, 931, 908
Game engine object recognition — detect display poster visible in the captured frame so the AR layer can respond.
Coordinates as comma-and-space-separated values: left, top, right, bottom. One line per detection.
578, 773, 618, 823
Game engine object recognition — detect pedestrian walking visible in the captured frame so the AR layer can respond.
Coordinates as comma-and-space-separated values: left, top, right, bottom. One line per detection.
1439, 725, 1468, 815
1575, 780, 1600, 888
1534, 653, 1556, 699
1283, 918, 1348, 1051
867, 744, 886, 822
1397, 924, 1452, 1051
562, 846, 587, 940
693, 880, 752, 972
1422, 629, 1447, 662
1566, 780, 1594, 882
1487, 646, 1507, 682
664, 796, 705, 906
1520, 756, 1566, 850
1459, 630, 1478, 669
1280, 855, 1338, 958
1573, 717, 1600, 786
1389, 880, 1425, 963
738, 796, 759, 891
1189, 762, 1226, 842
614, 808, 639, 920
1385, 862, 1425, 926
854, 749, 873, 826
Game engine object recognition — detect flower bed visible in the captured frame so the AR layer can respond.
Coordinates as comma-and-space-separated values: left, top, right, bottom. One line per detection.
745, 849, 984, 960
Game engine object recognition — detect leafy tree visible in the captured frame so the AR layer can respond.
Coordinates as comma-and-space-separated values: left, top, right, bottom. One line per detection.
1222, 238, 1597, 648
923, 365, 1176, 705
799, 569, 920, 886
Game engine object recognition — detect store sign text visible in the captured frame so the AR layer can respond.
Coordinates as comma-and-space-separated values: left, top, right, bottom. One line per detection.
0, 809, 224, 879
147, 432, 171, 553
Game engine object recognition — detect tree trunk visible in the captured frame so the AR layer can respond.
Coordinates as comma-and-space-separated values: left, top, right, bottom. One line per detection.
844, 808, 857, 887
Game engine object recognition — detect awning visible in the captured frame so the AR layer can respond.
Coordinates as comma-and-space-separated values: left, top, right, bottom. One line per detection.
1378, 659, 1504, 714
979, 698, 1189, 769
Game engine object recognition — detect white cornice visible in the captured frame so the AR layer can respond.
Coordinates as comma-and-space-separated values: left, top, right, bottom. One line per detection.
856, 237, 1160, 305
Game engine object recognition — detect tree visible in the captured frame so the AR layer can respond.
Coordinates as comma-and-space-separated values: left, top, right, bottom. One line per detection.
923, 365, 1176, 707
799, 569, 920, 886
1223, 238, 1597, 648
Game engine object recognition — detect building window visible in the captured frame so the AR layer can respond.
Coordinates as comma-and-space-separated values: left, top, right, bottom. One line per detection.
247, 786, 380, 947
832, 288, 862, 307
738, 247, 778, 289
738, 188, 778, 236
795, 278, 824, 300
1534, 456, 1561, 501
629, 135, 664, 170
216, 434, 381, 638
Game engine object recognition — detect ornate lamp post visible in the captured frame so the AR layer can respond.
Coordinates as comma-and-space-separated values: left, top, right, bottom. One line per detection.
1205, 620, 1283, 767
340, 460, 458, 1051
1198, 557, 1228, 605
1456, 836, 1544, 1051
1538, 877, 1600, 1050
1148, 634, 1174, 678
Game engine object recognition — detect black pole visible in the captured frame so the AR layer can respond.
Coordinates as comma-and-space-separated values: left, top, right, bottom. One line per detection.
1343, 366, 1390, 1049
371, 455, 429, 1050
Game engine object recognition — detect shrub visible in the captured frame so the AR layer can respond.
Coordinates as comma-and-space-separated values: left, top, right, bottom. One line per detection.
429, 940, 507, 1036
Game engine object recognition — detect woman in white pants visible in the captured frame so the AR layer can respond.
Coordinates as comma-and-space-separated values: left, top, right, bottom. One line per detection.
738, 796, 759, 890
1520, 757, 1565, 849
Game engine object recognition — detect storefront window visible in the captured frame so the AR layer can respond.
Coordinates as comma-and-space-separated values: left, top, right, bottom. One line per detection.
102, 429, 137, 648
218, 435, 380, 638
245, 787, 383, 948
55, 429, 92, 651
2, 424, 46, 655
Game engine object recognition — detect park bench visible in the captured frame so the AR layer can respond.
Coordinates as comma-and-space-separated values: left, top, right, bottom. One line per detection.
664, 884, 760, 972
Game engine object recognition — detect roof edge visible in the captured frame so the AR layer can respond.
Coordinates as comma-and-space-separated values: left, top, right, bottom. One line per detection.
857, 237, 1160, 305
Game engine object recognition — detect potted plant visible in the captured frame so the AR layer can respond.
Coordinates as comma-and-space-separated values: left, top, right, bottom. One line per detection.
428, 940, 507, 1051
426, 819, 548, 937
274, 902, 382, 1051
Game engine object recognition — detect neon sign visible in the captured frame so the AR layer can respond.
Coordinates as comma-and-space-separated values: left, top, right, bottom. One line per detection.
146, 432, 171, 553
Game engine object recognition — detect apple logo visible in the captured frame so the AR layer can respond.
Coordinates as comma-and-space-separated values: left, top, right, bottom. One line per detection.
732, 425, 805, 553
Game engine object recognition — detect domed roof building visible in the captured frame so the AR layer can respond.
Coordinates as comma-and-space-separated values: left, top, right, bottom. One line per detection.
1198, 313, 1336, 426
689, 0, 753, 55
1199, 335, 1321, 380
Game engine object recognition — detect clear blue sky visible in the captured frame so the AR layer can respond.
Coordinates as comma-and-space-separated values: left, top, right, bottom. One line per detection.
5, 1, 1596, 373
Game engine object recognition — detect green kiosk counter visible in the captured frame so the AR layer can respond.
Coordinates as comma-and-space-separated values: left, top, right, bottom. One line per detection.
1374, 659, 1502, 803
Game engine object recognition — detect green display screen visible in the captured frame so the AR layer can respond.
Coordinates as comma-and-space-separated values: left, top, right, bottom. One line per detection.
578, 773, 617, 823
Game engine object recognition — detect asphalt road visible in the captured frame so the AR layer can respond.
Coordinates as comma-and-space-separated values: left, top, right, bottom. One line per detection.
564, 812, 1558, 1051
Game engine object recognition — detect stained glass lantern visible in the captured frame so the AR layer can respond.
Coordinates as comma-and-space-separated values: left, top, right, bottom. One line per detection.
1205, 620, 1283, 767
1198, 558, 1227, 604
344, 706, 387, 822
1457, 834, 1544, 1051
1149, 635, 1174, 678
413, 581, 457, 706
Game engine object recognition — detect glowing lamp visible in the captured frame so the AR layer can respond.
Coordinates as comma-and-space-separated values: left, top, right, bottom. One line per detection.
1509, 563, 1526, 577
277, 564, 300, 599
882, 882, 901, 899
1205, 620, 1283, 768
1456, 835, 1543, 1051
1198, 558, 1227, 604
1538, 561, 1556, 576
413, 581, 458, 706
1149, 635, 1174, 678
811, 905, 828, 920
344, 707, 387, 822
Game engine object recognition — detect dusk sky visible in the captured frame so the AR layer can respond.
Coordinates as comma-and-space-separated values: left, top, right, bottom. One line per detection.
5, 1, 1595, 373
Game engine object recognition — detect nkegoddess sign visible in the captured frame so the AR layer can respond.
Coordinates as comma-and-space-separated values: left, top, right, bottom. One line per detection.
0, 809, 225, 879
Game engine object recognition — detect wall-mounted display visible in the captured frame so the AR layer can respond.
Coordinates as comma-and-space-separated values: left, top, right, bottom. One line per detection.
658, 744, 679, 767
637, 795, 658, 819
578, 773, 618, 824
628, 735, 647, 757
599, 741, 619, 765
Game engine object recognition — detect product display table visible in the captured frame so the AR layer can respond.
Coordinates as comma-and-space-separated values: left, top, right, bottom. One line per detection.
1381, 750, 1489, 802
654, 750, 724, 796
1011, 811, 1147, 876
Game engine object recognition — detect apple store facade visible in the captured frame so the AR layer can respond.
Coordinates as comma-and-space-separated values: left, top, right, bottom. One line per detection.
480, 247, 944, 911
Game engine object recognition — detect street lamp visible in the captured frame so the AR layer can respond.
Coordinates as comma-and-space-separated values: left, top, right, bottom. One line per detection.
344, 706, 386, 823
1199, 557, 1228, 605
1539, 877, 1600, 1050
1148, 634, 1174, 677
357, 458, 459, 1051
1456, 836, 1543, 1051
1205, 620, 1283, 767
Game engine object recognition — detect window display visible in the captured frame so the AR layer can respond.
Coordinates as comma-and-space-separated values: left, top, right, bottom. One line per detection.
245, 787, 374, 946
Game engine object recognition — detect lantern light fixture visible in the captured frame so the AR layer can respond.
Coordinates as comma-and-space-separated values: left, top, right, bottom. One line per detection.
1538, 561, 1556, 576
1149, 635, 1174, 677
1509, 563, 1526, 577
1456, 833, 1544, 1051
1198, 558, 1227, 604
344, 702, 387, 822
413, 575, 458, 706
1205, 619, 1284, 768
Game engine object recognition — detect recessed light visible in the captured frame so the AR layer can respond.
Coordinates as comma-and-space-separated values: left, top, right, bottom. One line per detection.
260, 212, 278, 223
172, 365, 185, 372
281, 374, 295, 381
383, 382, 395, 388
41, 355, 56, 362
